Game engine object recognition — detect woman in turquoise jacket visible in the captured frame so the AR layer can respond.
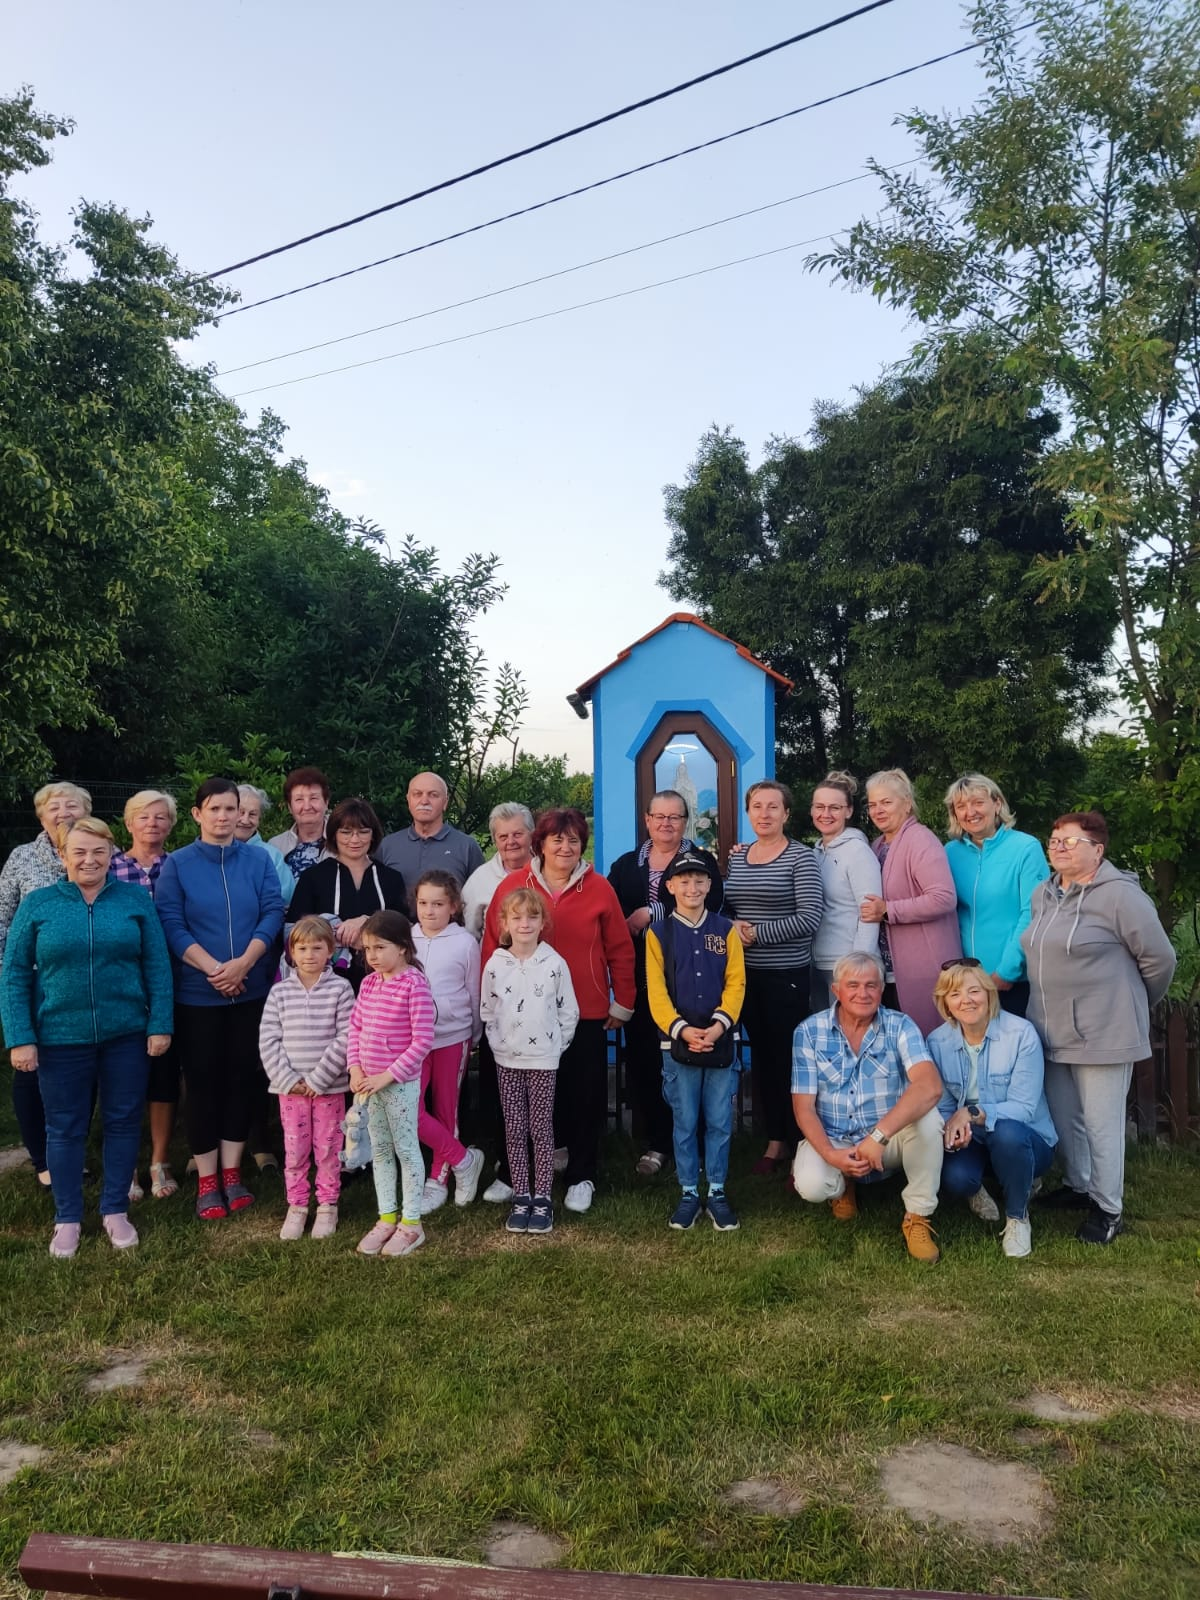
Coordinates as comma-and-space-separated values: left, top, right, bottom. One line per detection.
0, 818, 173, 1259
943, 774, 1048, 1018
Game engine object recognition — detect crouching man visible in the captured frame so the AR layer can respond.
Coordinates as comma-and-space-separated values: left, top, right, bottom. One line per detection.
791, 951, 945, 1263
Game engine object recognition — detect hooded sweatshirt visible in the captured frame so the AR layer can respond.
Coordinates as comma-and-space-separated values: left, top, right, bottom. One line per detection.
945, 826, 1048, 983
811, 827, 882, 968
481, 941, 580, 1066
412, 919, 481, 1047
1020, 859, 1176, 1064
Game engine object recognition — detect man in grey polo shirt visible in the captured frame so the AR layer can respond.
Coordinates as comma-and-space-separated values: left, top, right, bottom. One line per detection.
377, 771, 484, 896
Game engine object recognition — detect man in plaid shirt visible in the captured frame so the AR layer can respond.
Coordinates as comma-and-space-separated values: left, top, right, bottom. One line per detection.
791, 951, 945, 1262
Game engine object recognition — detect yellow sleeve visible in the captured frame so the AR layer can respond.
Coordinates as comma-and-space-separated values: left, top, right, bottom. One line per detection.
717, 927, 746, 1027
645, 927, 681, 1038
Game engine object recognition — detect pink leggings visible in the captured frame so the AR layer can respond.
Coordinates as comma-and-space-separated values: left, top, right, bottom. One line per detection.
418, 1040, 471, 1184
279, 1091, 345, 1207
497, 1065, 557, 1199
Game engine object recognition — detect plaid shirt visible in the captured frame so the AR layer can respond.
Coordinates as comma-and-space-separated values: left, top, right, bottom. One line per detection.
109, 850, 167, 899
791, 1004, 931, 1144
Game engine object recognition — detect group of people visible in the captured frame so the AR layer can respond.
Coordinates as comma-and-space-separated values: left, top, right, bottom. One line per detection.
0, 761, 1176, 1264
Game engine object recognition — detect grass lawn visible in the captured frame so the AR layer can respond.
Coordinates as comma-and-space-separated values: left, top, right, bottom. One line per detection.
0, 1071, 1197, 1600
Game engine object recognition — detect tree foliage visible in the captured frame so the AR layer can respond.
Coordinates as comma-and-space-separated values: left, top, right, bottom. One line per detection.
660, 361, 1115, 819
811, 0, 1200, 920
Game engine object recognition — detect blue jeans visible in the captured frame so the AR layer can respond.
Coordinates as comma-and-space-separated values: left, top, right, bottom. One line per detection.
661, 1057, 738, 1192
11, 1067, 47, 1172
940, 1117, 1056, 1220
37, 1033, 149, 1223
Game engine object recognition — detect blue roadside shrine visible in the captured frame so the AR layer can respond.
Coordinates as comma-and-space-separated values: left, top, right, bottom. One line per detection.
569, 613, 793, 874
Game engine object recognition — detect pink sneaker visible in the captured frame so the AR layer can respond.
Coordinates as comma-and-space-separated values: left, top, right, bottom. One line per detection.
50, 1222, 81, 1259
356, 1220, 397, 1256
102, 1213, 139, 1250
381, 1224, 425, 1257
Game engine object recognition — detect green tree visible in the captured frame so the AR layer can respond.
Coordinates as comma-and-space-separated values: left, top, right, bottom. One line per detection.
812, 0, 1200, 920
661, 363, 1115, 815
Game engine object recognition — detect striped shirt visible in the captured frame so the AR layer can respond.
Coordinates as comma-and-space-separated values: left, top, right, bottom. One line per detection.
110, 850, 167, 898
791, 1004, 931, 1144
347, 965, 436, 1084
722, 839, 824, 970
258, 965, 355, 1095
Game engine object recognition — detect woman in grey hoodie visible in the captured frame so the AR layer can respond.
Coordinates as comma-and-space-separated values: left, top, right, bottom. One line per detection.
1021, 811, 1175, 1245
809, 772, 881, 1012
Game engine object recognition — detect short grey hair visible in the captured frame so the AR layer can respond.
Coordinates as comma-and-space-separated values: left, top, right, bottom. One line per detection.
831, 951, 885, 987
488, 801, 534, 839
866, 767, 917, 819
238, 784, 272, 813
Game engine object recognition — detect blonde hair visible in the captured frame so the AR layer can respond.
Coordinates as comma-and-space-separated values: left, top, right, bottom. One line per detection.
61, 816, 115, 855
33, 781, 92, 819
123, 789, 178, 830
288, 916, 336, 955
933, 962, 1000, 1026
866, 768, 917, 820
943, 773, 1016, 841
813, 770, 859, 806
498, 888, 545, 948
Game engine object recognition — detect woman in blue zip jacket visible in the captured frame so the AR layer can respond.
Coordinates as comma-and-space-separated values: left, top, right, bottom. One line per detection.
156, 777, 285, 1221
1, 817, 173, 1259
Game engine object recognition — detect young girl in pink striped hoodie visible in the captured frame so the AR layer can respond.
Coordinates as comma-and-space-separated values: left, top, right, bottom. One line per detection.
348, 911, 436, 1258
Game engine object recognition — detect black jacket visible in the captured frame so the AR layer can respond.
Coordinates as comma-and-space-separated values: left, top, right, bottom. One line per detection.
608, 842, 723, 985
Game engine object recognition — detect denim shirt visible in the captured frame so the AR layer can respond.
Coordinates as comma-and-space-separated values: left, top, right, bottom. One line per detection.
927, 1010, 1057, 1146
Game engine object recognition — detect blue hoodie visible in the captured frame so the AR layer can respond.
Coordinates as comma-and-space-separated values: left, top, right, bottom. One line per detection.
945, 827, 1048, 983
156, 839, 285, 1006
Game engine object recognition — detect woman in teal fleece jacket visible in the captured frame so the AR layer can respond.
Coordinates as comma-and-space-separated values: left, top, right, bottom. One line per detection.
1, 817, 173, 1259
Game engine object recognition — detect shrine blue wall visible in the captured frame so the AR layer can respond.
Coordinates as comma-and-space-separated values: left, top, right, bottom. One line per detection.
587, 619, 777, 873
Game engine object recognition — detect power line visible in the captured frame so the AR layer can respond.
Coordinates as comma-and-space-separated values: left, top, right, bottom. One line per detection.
200, 0, 899, 280
215, 36, 980, 322
228, 232, 839, 399
218, 161, 918, 376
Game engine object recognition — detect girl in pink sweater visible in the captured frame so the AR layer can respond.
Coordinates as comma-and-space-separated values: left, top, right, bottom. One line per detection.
348, 911, 436, 1258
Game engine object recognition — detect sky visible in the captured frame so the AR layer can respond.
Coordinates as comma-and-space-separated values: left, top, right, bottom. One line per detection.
9, 0, 997, 771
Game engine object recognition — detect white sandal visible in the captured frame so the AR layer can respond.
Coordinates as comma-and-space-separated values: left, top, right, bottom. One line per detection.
128, 1174, 145, 1203
149, 1162, 178, 1199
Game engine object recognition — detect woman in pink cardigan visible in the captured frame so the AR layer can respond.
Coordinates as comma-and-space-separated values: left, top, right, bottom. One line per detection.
859, 769, 961, 1035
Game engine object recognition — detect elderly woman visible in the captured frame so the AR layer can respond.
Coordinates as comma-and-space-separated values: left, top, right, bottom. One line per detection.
943, 774, 1048, 1019
156, 777, 286, 1220
928, 961, 1057, 1258
1, 818, 173, 1258
267, 766, 331, 881
235, 786, 295, 906
287, 798, 409, 990
723, 781, 824, 1173
809, 771, 881, 1013
0, 781, 92, 1187
860, 769, 961, 1036
482, 807, 635, 1214
608, 790, 722, 1178
1022, 811, 1176, 1246
110, 789, 181, 1200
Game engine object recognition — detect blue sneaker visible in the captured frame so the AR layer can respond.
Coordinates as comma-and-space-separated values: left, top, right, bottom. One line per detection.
669, 1193, 704, 1231
707, 1192, 740, 1231
526, 1195, 554, 1234
505, 1194, 532, 1233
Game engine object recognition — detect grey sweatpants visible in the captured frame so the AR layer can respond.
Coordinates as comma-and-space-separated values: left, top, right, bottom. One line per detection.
1043, 1060, 1133, 1216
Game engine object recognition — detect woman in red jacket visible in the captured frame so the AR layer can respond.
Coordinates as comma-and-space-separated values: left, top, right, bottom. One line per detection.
483, 808, 635, 1215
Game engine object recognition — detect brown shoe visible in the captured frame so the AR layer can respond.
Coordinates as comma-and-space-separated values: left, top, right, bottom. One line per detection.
829, 1180, 858, 1221
902, 1211, 940, 1263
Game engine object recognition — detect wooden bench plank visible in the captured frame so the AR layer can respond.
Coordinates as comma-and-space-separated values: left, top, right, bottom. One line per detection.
19, 1534, 1053, 1600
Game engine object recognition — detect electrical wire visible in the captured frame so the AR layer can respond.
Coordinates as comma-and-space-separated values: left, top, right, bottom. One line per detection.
215, 36, 979, 322
200, 0, 898, 280
228, 231, 839, 399
218, 160, 918, 376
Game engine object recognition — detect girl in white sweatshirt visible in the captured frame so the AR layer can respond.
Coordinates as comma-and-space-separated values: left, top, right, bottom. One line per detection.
480, 889, 579, 1234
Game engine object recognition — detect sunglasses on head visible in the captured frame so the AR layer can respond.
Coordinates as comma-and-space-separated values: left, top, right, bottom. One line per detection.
940, 957, 983, 972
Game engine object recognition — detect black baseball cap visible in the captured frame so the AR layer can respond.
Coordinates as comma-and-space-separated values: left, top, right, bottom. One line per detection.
665, 850, 714, 881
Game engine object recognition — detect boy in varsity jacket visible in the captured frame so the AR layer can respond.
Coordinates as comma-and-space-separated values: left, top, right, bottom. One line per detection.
645, 852, 746, 1233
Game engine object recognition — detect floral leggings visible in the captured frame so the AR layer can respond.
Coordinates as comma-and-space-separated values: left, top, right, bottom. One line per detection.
497, 1064, 557, 1199
367, 1077, 424, 1225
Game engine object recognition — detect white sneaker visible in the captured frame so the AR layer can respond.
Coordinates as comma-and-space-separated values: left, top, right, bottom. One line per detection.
553, 1146, 569, 1174
564, 1180, 594, 1214
482, 1178, 514, 1204
1002, 1216, 1032, 1258
279, 1205, 308, 1242
968, 1185, 1001, 1223
311, 1203, 338, 1240
420, 1179, 449, 1215
452, 1147, 485, 1207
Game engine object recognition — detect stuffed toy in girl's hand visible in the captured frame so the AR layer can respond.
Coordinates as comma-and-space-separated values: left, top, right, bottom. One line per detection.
340, 1093, 373, 1171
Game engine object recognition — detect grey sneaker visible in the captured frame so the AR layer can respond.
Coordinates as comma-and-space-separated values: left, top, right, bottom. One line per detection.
1002, 1216, 1032, 1257
311, 1203, 338, 1240
968, 1185, 1000, 1223
452, 1147, 485, 1207
483, 1178, 514, 1203
420, 1179, 449, 1215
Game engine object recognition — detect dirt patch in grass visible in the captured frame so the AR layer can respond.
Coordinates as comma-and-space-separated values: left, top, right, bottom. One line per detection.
86, 1348, 155, 1393
0, 1147, 31, 1175
0, 1440, 48, 1486
866, 1303, 963, 1334
483, 1521, 566, 1568
1013, 1390, 1108, 1423
1142, 1386, 1200, 1423
723, 1477, 806, 1515
878, 1442, 1053, 1545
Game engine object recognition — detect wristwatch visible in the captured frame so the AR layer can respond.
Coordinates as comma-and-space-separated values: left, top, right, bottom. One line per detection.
868, 1126, 890, 1147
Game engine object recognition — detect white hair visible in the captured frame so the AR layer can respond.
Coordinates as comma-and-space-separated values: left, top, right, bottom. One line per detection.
831, 951, 885, 986
238, 784, 271, 812
489, 801, 534, 838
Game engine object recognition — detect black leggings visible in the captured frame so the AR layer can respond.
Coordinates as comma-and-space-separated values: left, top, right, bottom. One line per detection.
741, 966, 810, 1145
175, 1000, 267, 1155
623, 988, 673, 1153
554, 1019, 608, 1186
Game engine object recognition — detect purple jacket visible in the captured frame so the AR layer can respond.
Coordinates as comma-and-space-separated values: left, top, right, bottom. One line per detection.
874, 817, 961, 1035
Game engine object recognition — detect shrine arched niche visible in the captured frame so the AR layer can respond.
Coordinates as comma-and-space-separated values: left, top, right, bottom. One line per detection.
633, 711, 738, 868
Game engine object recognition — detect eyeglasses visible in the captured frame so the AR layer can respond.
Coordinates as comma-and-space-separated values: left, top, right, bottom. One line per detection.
940, 957, 982, 972
337, 826, 373, 838
648, 813, 687, 824
1048, 836, 1097, 851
